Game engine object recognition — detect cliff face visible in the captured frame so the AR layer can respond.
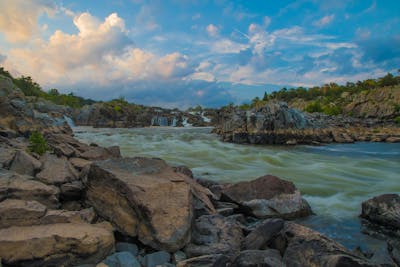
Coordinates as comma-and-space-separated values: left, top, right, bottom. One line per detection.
289, 85, 400, 119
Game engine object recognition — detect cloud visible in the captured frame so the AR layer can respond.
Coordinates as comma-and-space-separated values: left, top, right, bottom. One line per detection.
206, 24, 219, 37
313, 15, 335, 27
4, 12, 195, 89
211, 39, 249, 54
0, 0, 56, 42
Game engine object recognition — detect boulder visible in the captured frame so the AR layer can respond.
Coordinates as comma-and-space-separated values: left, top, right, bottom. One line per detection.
143, 251, 171, 267
279, 222, 375, 267
388, 240, 400, 266
115, 242, 139, 256
36, 153, 78, 185
361, 194, 400, 232
80, 145, 121, 161
85, 157, 193, 252
0, 199, 47, 228
0, 223, 114, 266
221, 175, 312, 219
9, 150, 41, 176
69, 157, 92, 170
60, 180, 84, 201
0, 199, 96, 228
0, 169, 59, 208
176, 254, 230, 267
0, 146, 15, 168
232, 249, 285, 267
243, 218, 284, 250
185, 214, 243, 257
103, 252, 141, 267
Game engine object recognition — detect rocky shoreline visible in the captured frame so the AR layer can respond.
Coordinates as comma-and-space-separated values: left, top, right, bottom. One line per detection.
212, 102, 400, 145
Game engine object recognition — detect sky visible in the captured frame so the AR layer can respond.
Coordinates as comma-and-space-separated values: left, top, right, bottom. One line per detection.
0, 0, 399, 108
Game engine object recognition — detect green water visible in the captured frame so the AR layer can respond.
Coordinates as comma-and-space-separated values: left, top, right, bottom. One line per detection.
74, 126, 400, 251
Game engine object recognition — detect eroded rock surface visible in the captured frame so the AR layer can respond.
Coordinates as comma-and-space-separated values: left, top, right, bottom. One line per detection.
85, 157, 193, 251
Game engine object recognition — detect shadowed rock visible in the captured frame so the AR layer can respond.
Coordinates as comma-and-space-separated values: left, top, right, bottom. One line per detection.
280, 222, 376, 267
361, 194, 400, 233
185, 214, 243, 258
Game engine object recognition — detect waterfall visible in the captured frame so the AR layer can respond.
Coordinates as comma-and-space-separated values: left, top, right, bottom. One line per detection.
151, 116, 169, 126
63, 115, 75, 128
172, 117, 177, 127
182, 117, 192, 127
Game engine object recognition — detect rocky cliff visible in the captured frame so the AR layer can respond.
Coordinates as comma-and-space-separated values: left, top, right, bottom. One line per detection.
289, 85, 400, 119
213, 101, 400, 145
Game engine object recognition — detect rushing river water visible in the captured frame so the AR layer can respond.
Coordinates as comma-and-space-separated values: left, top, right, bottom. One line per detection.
74, 126, 400, 252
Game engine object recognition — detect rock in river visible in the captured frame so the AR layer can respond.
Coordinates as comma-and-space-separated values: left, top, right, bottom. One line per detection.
221, 175, 312, 219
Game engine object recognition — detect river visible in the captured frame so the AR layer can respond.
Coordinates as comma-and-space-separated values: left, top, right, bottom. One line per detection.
73, 126, 400, 252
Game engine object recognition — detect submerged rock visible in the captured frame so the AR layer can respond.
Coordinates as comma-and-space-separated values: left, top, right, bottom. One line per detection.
0, 223, 114, 266
85, 157, 193, 252
221, 175, 312, 219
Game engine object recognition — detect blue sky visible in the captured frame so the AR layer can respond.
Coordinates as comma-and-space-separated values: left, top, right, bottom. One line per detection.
0, 0, 399, 108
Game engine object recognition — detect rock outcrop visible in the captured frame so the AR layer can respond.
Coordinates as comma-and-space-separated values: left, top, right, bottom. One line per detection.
221, 175, 312, 219
213, 101, 400, 145
85, 157, 194, 252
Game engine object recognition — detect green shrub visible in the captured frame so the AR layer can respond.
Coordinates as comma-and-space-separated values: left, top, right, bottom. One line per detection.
395, 116, 400, 125
28, 131, 48, 155
322, 105, 342, 116
304, 101, 323, 113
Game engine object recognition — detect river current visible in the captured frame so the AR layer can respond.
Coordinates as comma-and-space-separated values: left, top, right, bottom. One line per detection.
74, 126, 400, 252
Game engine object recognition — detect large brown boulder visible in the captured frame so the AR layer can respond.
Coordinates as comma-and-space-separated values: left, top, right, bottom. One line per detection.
0, 169, 59, 208
221, 175, 312, 219
36, 153, 78, 185
361, 194, 400, 233
0, 223, 114, 266
85, 157, 193, 252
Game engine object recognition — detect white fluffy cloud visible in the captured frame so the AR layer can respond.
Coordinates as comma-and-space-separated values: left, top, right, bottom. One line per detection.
4, 12, 194, 88
0, 0, 55, 42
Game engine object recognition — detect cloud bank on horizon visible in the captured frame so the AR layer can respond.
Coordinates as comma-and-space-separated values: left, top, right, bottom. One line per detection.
0, 0, 399, 108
